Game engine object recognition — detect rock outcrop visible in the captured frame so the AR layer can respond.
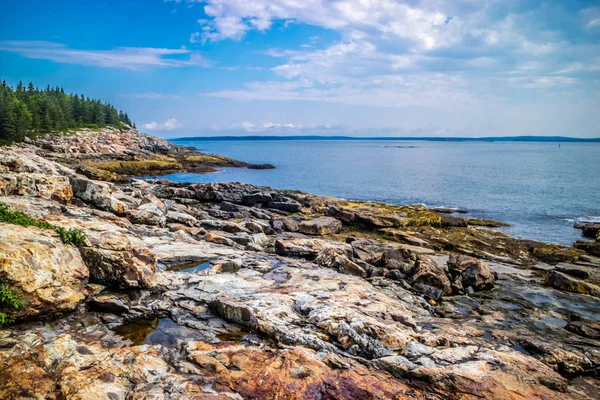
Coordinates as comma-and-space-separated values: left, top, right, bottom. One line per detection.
0, 224, 88, 318
298, 216, 342, 235
0, 131, 598, 400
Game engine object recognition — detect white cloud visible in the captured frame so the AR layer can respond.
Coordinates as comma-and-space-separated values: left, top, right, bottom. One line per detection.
0, 41, 211, 69
582, 7, 600, 29
143, 118, 183, 131
167, 0, 600, 137
208, 121, 351, 135
192, 0, 455, 50
226, 122, 302, 132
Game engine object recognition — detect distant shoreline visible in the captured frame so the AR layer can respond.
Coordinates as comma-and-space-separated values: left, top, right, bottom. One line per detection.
171, 135, 600, 143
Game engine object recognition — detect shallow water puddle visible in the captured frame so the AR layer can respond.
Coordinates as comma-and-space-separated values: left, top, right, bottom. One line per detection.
166, 261, 212, 273
114, 317, 206, 346
114, 317, 160, 346
216, 328, 250, 342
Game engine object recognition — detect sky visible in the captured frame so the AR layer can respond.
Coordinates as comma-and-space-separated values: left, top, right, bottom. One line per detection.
1, 0, 599, 138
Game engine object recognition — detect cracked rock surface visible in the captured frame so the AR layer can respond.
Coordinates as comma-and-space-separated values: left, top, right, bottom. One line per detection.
1, 132, 599, 399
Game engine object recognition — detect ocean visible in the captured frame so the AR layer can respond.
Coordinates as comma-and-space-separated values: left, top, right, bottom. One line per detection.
164, 139, 600, 245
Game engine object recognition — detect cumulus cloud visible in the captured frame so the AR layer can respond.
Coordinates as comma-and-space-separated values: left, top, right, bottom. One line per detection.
143, 118, 183, 131
209, 121, 349, 134
0, 41, 211, 69
167, 0, 600, 136
193, 0, 599, 113
223, 122, 302, 132
188, 0, 454, 50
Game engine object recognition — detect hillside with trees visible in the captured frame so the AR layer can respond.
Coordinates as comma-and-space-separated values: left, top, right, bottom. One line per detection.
0, 81, 134, 143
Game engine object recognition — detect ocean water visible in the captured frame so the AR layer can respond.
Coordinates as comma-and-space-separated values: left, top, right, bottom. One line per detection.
164, 139, 600, 245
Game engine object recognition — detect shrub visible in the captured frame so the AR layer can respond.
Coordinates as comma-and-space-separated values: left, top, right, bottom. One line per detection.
0, 279, 27, 328
0, 203, 86, 246
55, 226, 87, 246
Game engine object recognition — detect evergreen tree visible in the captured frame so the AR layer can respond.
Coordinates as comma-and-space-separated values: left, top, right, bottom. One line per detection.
4, 98, 32, 141
0, 81, 135, 143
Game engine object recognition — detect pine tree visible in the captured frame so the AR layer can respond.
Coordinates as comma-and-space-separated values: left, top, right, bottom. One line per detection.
0, 81, 135, 142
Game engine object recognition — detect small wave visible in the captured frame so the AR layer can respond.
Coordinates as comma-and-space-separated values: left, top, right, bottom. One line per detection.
419, 203, 465, 210
564, 216, 600, 223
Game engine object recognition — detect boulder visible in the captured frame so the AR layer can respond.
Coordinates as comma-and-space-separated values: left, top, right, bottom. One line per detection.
275, 238, 352, 260
89, 292, 130, 314
191, 182, 263, 203
0, 173, 72, 203
204, 232, 240, 248
440, 215, 468, 227
448, 255, 496, 292
546, 270, 600, 297
380, 248, 416, 273
531, 244, 583, 264
79, 231, 155, 289
242, 192, 273, 206
70, 177, 126, 215
315, 248, 367, 278
0, 224, 89, 319
575, 223, 600, 239
407, 256, 452, 296
267, 198, 302, 213
351, 239, 388, 264
380, 229, 429, 246
166, 211, 197, 226
327, 206, 359, 223
555, 265, 591, 279
271, 217, 300, 232
220, 201, 240, 212
298, 217, 342, 236
243, 220, 269, 233
126, 208, 165, 226
565, 320, 600, 340
574, 240, 600, 257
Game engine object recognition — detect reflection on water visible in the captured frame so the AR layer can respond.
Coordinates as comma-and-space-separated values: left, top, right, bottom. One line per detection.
113, 317, 251, 346
166, 261, 212, 273
114, 317, 160, 345
216, 327, 250, 342
114, 317, 205, 346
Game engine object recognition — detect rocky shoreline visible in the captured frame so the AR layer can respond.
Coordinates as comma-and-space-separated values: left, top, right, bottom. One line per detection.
1, 128, 599, 399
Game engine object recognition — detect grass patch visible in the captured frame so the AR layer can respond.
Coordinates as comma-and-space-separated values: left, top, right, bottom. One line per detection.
0, 203, 86, 246
76, 165, 125, 182
184, 154, 236, 164
96, 159, 182, 175
0, 279, 27, 328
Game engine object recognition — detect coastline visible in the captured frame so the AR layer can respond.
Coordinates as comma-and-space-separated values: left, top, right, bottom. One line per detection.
171, 135, 600, 142
1, 128, 599, 399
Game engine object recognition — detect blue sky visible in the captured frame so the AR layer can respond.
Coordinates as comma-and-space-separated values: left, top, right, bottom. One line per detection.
1, 0, 599, 138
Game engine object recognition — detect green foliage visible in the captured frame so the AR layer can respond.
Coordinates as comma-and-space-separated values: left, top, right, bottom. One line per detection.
0, 313, 13, 327
0, 203, 86, 246
0, 279, 27, 328
0, 80, 133, 143
54, 226, 87, 246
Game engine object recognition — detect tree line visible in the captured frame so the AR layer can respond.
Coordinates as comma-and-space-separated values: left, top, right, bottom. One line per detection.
0, 81, 135, 143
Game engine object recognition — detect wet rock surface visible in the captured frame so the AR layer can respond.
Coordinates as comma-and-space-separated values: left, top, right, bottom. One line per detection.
0, 132, 599, 399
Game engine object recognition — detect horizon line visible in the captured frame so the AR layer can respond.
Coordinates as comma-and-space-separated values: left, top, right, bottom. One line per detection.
169, 135, 600, 142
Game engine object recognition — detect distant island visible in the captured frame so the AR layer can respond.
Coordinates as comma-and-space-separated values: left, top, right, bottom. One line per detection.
173, 135, 600, 142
